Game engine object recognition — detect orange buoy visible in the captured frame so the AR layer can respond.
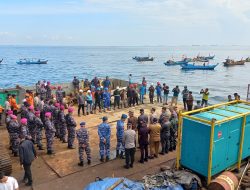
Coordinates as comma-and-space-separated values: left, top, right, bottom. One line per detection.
208, 171, 238, 190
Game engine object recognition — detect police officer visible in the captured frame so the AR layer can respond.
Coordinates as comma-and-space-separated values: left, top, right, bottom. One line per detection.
66, 107, 76, 149
34, 111, 44, 150
58, 105, 67, 143
160, 116, 171, 155
8, 115, 20, 156
44, 112, 56, 155
76, 122, 91, 166
27, 106, 36, 142
98, 116, 111, 162
116, 114, 127, 159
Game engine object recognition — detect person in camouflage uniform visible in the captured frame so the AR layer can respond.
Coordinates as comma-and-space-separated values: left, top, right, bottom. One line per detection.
20, 118, 31, 139
20, 101, 29, 119
56, 86, 64, 104
34, 111, 44, 150
116, 114, 127, 159
76, 122, 91, 166
44, 112, 56, 155
8, 115, 20, 156
169, 108, 178, 151
5, 110, 13, 150
27, 106, 36, 142
53, 103, 60, 138
98, 116, 111, 162
66, 107, 76, 149
58, 105, 67, 143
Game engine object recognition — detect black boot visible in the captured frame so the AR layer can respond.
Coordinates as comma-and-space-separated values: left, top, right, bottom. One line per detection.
78, 161, 84, 167
116, 150, 119, 158
100, 157, 104, 162
14, 152, 18, 157
106, 156, 110, 162
87, 160, 91, 165
47, 150, 52, 155
120, 151, 125, 159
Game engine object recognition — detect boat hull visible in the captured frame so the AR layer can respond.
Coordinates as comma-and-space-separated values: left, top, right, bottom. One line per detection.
181, 63, 218, 70
16, 60, 48, 65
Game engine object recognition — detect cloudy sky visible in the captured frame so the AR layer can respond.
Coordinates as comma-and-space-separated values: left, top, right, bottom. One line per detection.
0, 0, 250, 46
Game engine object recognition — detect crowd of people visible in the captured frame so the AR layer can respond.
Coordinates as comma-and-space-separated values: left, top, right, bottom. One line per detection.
0, 75, 243, 188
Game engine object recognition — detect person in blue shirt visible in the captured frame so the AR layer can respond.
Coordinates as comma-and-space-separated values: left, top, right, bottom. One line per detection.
139, 85, 146, 104
102, 76, 111, 89
116, 114, 127, 159
155, 82, 162, 103
98, 116, 111, 162
103, 88, 111, 112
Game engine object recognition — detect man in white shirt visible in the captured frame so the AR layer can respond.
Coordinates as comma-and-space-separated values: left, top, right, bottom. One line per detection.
123, 122, 136, 169
0, 172, 19, 190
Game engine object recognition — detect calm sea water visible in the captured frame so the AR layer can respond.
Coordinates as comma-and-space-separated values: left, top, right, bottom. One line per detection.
0, 45, 249, 103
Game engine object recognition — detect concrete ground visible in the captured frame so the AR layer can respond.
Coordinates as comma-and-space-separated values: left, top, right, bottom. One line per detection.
0, 98, 182, 190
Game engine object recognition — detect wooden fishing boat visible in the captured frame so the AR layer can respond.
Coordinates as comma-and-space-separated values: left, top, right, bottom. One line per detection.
197, 54, 215, 60
164, 58, 191, 66
17, 59, 48, 65
181, 63, 219, 70
223, 59, 245, 67
133, 56, 154, 62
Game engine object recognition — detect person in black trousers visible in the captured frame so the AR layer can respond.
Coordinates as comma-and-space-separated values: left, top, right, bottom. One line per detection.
19, 135, 37, 186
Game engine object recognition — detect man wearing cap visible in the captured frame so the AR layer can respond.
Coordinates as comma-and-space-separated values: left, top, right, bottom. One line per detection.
27, 106, 36, 142
148, 84, 155, 104
20, 118, 30, 140
34, 111, 44, 150
58, 105, 67, 143
123, 122, 136, 169
113, 86, 121, 110
77, 90, 86, 116
182, 86, 189, 110
8, 115, 20, 156
65, 107, 76, 149
103, 88, 111, 112
20, 101, 29, 119
76, 122, 91, 166
160, 115, 171, 155
98, 116, 111, 162
44, 112, 56, 154
116, 114, 127, 159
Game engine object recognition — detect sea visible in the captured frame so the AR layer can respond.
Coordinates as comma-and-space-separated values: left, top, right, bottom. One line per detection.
0, 45, 249, 104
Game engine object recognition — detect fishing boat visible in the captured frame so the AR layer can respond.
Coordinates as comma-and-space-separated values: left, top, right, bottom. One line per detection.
163, 58, 191, 66
0, 59, 3, 64
246, 57, 250, 62
133, 56, 154, 62
180, 63, 219, 70
16, 59, 48, 65
198, 54, 215, 60
223, 59, 245, 67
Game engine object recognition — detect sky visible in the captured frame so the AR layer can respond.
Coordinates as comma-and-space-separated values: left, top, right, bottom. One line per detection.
0, 0, 250, 46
